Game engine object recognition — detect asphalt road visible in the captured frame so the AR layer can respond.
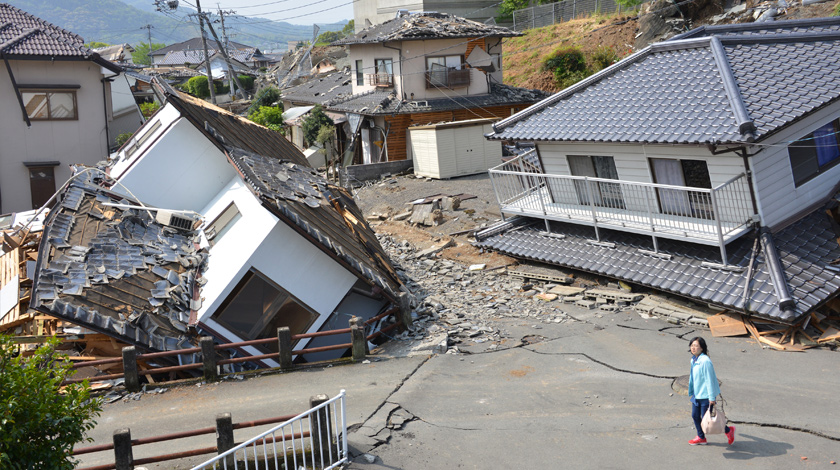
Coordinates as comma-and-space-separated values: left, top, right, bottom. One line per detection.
76, 305, 840, 469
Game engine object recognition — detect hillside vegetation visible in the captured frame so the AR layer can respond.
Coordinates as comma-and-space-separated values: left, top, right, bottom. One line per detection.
502, 0, 840, 93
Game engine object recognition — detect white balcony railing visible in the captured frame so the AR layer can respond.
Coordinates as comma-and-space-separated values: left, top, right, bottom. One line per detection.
488, 150, 756, 261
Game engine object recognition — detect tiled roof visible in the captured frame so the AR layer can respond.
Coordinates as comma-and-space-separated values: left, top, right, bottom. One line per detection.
227, 147, 403, 298
159, 48, 256, 65
672, 16, 840, 40
31, 175, 206, 352
490, 24, 840, 145
325, 83, 549, 115
0, 4, 120, 71
334, 12, 521, 45
474, 197, 840, 324
149, 38, 251, 57
281, 70, 353, 105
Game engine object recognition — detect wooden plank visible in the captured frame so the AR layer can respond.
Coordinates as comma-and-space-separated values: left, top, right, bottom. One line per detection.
708, 312, 748, 337
817, 327, 840, 343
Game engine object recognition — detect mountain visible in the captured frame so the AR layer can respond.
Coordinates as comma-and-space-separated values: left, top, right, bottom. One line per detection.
4, 0, 347, 52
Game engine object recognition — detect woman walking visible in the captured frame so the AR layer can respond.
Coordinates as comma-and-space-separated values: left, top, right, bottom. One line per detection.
687, 337, 735, 445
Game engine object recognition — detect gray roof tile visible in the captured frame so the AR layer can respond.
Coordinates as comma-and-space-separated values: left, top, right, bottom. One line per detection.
282, 70, 352, 106
475, 194, 840, 323
491, 19, 840, 145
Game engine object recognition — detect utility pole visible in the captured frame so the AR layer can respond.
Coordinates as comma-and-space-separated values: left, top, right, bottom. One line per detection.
141, 24, 153, 48
216, 7, 239, 98
204, 17, 247, 99
193, 0, 216, 104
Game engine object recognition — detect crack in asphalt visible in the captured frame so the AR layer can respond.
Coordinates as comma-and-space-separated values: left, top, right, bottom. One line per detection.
727, 421, 840, 442
361, 356, 431, 425
519, 347, 679, 380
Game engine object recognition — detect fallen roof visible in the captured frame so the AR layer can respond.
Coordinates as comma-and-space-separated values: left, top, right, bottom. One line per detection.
226, 147, 403, 299
30, 174, 206, 352
325, 82, 549, 116
281, 70, 352, 106
490, 20, 840, 145
149, 37, 251, 57
0, 3, 120, 72
474, 195, 840, 324
153, 79, 310, 168
334, 12, 521, 45
160, 48, 259, 65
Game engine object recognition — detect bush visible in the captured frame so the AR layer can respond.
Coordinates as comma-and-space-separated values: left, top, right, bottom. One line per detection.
187, 76, 210, 98
139, 101, 160, 119
115, 132, 133, 147
235, 75, 255, 91
589, 45, 619, 72
615, 0, 643, 7
247, 86, 282, 115
834, 2, 840, 16
0, 335, 102, 469
186, 76, 226, 98
301, 105, 333, 147
248, 106, 285, 133
543, 47, 590, 89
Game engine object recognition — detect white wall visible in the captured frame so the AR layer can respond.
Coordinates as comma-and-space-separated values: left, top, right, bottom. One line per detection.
750, 104, 840, 228
112, 109, 236, 213
0, 59, 109, 213
108, 72, 144, 145
349, 39, 491, 100
536, 142, 746, 214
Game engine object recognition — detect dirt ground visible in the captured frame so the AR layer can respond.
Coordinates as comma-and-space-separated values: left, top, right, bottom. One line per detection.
353, 174, 518, 267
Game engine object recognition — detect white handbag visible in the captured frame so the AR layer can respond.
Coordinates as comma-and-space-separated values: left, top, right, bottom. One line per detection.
701, 402, 727, 435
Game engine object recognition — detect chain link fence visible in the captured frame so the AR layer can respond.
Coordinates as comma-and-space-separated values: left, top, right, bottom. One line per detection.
512, 0, 624, 31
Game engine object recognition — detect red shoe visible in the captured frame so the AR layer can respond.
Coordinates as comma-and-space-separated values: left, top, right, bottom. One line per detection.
689, 436, 707, 445
726, 426, 736, 445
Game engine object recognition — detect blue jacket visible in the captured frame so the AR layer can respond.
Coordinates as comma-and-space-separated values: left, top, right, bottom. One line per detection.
688, 354, 721, 401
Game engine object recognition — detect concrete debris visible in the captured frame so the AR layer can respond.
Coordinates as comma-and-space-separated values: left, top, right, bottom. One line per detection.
336, 12, 520, 46
409, 201, 444, 226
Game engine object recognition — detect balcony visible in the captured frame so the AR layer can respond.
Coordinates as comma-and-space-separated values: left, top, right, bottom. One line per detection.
488, 151, 756, 261
426, 68, 471, 89
366, 73, 394, 87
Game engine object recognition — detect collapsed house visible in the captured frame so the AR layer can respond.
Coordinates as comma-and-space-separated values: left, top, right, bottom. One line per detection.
476, 18, 840, 326
28, 79, 405, 367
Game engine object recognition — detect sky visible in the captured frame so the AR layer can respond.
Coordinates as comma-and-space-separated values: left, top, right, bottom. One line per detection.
185, 0, 354, 25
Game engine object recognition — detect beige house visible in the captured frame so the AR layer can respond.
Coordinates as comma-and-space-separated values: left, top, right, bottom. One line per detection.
0, 4, 140, 214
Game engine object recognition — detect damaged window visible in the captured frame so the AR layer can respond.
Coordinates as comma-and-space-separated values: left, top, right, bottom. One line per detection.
211, 270, 318, 353
355, 59, 364, 86
789, 118, 840, 187
21, 89, 78, 120
426, 55, 469, 89
205, 202, 241, 247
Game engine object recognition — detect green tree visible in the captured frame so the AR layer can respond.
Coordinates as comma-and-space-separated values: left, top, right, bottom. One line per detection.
247, 86, 282, 115
341, 20, 355, 36
234, 75, 255, 91
139, 101, 161, 119
315, 30, 342, 45
133, 41, 167, 66
301, 105, 334, 147
543, 46, 590, 89
0, 335, 102, 469
86, 41, 111, 49
248, 106, 285, 133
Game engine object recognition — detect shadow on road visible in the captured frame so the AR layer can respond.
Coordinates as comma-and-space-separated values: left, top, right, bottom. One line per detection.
721, 432, 793, 460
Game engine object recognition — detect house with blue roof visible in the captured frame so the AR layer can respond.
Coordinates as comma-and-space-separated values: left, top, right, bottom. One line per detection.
477, 17, 840, 325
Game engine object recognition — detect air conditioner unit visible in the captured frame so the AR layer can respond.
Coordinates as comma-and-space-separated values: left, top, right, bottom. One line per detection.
155, 210, 199, 231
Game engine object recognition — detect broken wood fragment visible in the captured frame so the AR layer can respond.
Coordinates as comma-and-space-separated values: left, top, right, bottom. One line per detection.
708, 312, 748, 337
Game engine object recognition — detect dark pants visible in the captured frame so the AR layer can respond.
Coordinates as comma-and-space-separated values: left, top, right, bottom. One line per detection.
692, 398, 730, 439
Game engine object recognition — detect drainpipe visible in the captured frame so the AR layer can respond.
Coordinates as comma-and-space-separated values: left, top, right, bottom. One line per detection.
383, 43, 403, 97
738, 147, 760, 220
760, 226, 796, 315
101, 70, 121, 152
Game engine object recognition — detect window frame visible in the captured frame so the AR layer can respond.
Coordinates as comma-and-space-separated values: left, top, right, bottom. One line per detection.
205, 202, 242, 247
788, 118, 840, 187
355, 59, 364, 86
20, 87, 79, 121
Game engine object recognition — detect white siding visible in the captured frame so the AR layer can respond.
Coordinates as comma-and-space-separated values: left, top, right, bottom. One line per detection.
411, 122, 502, 178
750, 104, 840, 228
410, 127, 440, 178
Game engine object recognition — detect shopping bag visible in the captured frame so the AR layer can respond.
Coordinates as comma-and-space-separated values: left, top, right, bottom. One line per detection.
701, 403, 727, 435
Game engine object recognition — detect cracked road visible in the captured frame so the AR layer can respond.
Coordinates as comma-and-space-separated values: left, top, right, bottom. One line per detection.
80, 304, 839, 469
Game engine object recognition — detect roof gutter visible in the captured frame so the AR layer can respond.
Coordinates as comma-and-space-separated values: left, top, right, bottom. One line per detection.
709, 36, 756, 142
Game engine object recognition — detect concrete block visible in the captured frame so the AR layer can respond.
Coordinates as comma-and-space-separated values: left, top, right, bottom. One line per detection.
575, 299, 596, 309
564, 295, 584, 304
599, 304, 619, 312
548, 286, 585, 296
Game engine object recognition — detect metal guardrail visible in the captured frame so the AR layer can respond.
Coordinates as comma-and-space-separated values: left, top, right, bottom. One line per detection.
488, 152, 754, 261
512, 0, 624, 31
190, 390, 348, 470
